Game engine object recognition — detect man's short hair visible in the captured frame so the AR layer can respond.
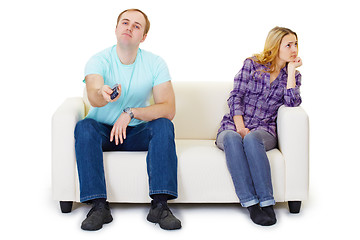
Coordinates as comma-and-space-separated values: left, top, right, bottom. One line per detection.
116, 9, 150, 36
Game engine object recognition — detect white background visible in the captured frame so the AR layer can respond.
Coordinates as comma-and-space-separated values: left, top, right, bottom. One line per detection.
1, 0, 359, 238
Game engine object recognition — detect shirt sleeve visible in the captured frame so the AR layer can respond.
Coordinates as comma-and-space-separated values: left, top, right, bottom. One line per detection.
83, 54, 107, 83
227, 58, 253, 117
152, 56, 171, 87
284, 71, 302, 107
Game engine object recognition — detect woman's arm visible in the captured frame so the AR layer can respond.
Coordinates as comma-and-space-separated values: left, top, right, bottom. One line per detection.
228, 59, 254, 118
233, 115, 250, 138
286, 57, 302, 89
284, 57, 302, 107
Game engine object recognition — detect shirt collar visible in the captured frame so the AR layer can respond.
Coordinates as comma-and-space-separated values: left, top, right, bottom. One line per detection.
280, 63, 288, 74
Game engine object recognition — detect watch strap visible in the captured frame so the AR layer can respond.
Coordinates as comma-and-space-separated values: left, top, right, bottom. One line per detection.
123, 107, 134, 119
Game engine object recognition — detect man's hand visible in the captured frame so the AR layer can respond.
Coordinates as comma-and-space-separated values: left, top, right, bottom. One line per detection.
85, 74, 121, 107
110, 112, 131, 145
100, 84, 121, 103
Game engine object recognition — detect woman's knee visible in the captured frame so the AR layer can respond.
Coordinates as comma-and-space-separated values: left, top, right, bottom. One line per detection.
243, 131, 263, 148
218, 130, 243, 149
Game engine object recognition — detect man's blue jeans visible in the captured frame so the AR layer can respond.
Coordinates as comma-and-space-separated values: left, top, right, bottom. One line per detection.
216, 130, 276, 207
74, 118, 178, 203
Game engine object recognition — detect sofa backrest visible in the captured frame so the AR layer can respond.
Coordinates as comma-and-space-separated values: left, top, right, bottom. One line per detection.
172, 81, 232, 140
83, 81, 233, 140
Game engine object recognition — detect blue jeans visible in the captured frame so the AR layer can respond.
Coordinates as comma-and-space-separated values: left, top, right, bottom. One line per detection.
74, 118, 178, 203
216, 130, 277, 207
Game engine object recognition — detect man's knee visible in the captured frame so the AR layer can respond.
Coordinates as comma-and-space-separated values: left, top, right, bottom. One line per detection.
74, 118, 99, 140
148, 118, 174, 130
147, 118, 174, 137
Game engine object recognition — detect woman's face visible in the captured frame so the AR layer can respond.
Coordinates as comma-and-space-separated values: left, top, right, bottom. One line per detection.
278, 34, 298, 63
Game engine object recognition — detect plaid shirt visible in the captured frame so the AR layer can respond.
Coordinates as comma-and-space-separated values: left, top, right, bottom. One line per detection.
218, 58, 302, 138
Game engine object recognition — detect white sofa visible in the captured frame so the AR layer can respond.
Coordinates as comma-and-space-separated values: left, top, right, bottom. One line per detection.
52, 81, 309, 213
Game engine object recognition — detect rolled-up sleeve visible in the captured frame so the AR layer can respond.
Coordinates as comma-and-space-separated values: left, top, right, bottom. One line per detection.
228, 59, 253, 117
284, 71, 302, 107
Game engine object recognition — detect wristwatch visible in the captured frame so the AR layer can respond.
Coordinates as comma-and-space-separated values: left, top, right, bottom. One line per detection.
123, 107, 134, 119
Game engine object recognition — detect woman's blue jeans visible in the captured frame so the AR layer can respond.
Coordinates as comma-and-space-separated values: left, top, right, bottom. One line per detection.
74, 118, 178, 203
216, 130, 277, 207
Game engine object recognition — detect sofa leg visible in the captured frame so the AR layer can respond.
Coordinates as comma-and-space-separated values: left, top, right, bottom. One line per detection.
60, 201, 73, 213
288, 201, 301, 214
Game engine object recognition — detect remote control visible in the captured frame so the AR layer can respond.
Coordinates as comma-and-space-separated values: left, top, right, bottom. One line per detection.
110, 84, 119, 100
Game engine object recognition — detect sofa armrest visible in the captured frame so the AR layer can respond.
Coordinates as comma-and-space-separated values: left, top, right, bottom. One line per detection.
277, 105, 309, 201
52, 97, 85, 201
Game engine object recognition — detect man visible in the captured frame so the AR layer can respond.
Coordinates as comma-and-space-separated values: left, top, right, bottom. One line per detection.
74, 9, 181, 231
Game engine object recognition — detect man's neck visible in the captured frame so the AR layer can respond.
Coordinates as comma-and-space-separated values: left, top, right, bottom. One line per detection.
116, 44, 139, 65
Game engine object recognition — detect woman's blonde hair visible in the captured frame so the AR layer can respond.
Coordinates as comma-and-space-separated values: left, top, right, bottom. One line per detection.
253, 26, 297, 73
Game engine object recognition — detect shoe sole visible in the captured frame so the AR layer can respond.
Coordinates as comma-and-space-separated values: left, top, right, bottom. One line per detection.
146, 214, 158, 224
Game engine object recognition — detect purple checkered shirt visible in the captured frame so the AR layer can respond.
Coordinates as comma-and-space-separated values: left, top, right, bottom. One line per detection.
218, 58, 302, 138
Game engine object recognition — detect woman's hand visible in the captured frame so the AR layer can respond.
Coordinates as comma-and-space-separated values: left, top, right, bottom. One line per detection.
234, 115, 250, 138
110, 112, 131, 145
287, 57, 302, 89
237, 127, 250, 139
288, 57, 302, 70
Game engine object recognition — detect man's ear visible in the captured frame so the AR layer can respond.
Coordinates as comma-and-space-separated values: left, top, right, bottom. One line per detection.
115, 24, 118, 34
140, 34, 147, 43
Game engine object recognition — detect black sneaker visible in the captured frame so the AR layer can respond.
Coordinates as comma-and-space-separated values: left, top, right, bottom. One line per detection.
81, 202, 113, 231
247, 204, 276, 226
147, 201, 181, 230
262, 205, 277, 223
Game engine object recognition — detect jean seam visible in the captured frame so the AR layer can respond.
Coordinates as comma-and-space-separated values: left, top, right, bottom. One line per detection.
149, 190, 178, 198
80, 194, 107, 203
241, 198, 259, 207
259, 199, 275, 207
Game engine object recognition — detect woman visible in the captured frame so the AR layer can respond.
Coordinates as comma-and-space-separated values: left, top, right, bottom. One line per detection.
216, 27, 302, 226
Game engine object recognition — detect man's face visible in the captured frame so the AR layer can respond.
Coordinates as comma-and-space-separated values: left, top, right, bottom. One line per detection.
115, 11, 147, 47
278, 34, 298, 63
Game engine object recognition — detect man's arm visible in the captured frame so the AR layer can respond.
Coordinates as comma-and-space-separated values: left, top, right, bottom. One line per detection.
132, 81, 176, 121
85, 74, 121, 107
110, 81, 175, 145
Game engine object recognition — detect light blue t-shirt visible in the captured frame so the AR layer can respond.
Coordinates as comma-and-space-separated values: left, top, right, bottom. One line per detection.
84, 46, 171, 126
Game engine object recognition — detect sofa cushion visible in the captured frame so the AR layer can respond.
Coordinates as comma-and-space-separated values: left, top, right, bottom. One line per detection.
175, 140, 285, 202
74, 139, 285, 203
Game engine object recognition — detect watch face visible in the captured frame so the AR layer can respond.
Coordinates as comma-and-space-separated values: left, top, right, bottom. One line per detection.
124, 108, 133, 119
